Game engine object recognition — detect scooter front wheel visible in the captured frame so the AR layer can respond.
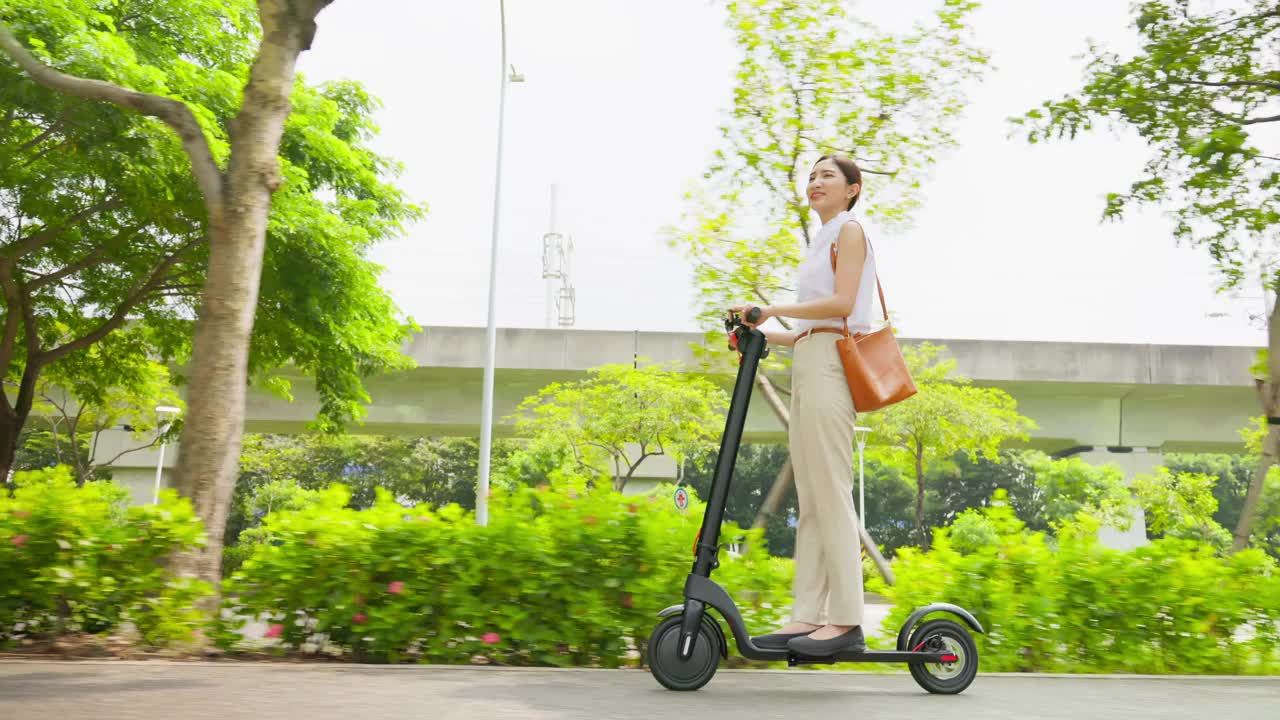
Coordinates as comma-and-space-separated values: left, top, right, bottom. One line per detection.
647, 615, 720, 691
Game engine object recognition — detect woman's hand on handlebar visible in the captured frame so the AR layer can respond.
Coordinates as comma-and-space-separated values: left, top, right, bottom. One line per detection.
730, 303, 771, 328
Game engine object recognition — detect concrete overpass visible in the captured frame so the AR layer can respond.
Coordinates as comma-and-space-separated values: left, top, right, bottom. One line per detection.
241, 326, 1260, 451
93, 326, 1261, 536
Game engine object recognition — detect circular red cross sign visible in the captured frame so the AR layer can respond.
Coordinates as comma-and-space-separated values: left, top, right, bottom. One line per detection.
674, 486, 689, 512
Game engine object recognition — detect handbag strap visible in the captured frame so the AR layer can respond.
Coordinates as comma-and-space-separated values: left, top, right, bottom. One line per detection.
830, 236, 889, 330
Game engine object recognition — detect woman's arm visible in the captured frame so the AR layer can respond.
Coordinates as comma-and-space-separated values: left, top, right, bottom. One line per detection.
733, 221, 868, 326
764, 329, 798, 347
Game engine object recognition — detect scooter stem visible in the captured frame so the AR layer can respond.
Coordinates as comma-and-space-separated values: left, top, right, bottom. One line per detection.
691, 324, 767, 578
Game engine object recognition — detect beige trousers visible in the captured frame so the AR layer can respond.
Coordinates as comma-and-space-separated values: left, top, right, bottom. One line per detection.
788, 331, 864, 627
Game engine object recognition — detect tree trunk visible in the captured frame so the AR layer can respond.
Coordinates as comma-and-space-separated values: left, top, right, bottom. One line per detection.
0, 407, 19, 488
1233, 429, 1275, 551
0, 361, 42, 490
749, 373, 794, 527
0, 2, 334, 590
171, 2, 325, 588
1234, 298, 1280, 551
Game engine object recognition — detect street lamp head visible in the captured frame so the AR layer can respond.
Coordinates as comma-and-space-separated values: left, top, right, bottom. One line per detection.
854, 425, 872, 448
509, 64, 525, 83
156, 406, 181, 415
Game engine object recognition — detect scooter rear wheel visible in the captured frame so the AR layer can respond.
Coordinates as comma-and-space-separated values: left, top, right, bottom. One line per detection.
906, 619, 979, 694
647, 615, 720, 691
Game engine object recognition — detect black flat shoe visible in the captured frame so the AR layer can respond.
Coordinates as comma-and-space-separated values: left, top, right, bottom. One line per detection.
750, 631, 814, 650
786, 626, 866, 656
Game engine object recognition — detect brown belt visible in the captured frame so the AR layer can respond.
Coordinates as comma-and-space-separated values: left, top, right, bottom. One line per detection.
795, 326, 845, 341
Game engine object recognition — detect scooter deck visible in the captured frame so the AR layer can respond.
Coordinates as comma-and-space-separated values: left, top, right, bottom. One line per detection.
731, 647, 957, 665
783, 649, 957, 666
672, 574, 976, 667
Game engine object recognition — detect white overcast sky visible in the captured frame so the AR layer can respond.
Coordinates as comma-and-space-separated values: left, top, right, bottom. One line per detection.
293, 0, 1268, 347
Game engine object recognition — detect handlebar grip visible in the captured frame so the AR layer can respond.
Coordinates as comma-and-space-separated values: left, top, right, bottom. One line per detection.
745, 306, 763, 323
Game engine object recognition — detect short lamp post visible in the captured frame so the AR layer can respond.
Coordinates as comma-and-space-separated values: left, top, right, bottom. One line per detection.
854, 425, 871, 530
152, 405, 181, 504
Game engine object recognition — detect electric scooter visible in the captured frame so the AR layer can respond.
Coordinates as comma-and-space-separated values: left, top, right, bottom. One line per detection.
646, 307, 984, 694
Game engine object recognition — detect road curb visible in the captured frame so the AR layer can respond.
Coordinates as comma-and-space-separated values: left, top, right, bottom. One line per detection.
1, 658, 1277, 680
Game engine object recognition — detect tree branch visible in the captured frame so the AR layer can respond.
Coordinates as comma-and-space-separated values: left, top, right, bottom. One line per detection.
18, 106, 75, 153
17, 138, 71, 170
1, 198, 120, 261
37, 234, 203, 365
90, 434, 165, 475
27, 223, 147, 291
1243, 113, 1280, 126
797, 132, 899, 175
1165, 78, 1280, 92
0, 23, 225, 217
0, 268, 20, 379
787, 84, 811, 245
0, 262, 39, 373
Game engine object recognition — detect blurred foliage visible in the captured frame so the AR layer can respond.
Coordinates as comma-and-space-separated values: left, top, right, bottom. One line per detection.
0, 466, 211, 647
887, 492, 1280, 674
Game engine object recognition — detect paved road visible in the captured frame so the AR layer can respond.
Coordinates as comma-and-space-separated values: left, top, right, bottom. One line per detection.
2, 661, 1277, 720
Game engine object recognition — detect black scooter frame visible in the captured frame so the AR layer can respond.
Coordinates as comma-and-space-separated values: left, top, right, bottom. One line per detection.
663, 313, 984, 667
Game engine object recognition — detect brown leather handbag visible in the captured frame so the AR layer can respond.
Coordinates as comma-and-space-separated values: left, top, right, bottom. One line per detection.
829, 241, 917, 413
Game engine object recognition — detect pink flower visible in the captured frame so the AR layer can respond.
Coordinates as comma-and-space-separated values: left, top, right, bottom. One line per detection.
353, 613, 368, 625
387, 581, 405, 595
13, 511, 30, 519
265, 624, 284, 639
620, 593, 634, 609
482, 632, 500, 645
10, 535, 29, 548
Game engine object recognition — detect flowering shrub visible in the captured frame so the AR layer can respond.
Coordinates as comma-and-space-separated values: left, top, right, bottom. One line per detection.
217, 482, 793, 665
0, 467, 211, 647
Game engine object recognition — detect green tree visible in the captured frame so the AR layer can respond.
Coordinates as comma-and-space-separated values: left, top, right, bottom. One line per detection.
666, 0, 990, 538
923, 449, 1047, 532
852, 455, 917, 557
11, 358, 182, 484
507, 363, 728, 493
232, 434, 511, 516
865, 342, 1036, 547
0, 0, 421, 585
1013, 0, 1280, 551
682, 443, 798, 556
1164, 452, 1254, 534
683, 442, 918, 558
224, 433, 523, 571
1024, 452, 1134, 530
1133, 466, 1232, 550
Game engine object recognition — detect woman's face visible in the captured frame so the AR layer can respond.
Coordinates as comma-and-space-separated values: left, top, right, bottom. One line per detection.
806, 158, 858, 215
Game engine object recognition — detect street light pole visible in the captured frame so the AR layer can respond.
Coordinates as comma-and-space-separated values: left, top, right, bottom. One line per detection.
477, 0, 517, 526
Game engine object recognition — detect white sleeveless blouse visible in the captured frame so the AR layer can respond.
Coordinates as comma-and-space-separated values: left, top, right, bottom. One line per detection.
793, 210, 879, 335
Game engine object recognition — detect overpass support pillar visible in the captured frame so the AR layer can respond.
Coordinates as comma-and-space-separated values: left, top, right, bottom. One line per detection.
1069, 446, 1160, 550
